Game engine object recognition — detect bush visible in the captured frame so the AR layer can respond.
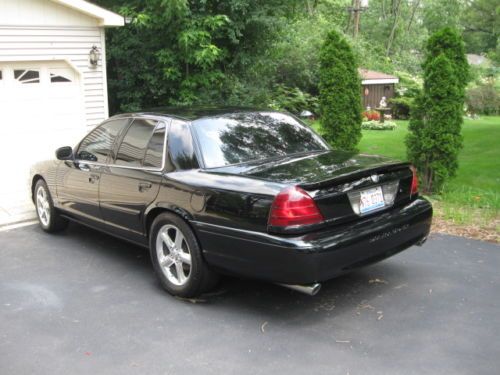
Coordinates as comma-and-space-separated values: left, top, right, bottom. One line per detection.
268, 84, 319, 115
361, 120, 397, 130
391, 72, 422, 119
466, 83, 500, 115
389, 97, 414, 120
319, 30, 362, 151
424, 28, 469, 99
407, 28, 468, 193
395, 71, 423, 98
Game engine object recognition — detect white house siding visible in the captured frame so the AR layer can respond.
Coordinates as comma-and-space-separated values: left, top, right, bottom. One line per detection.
0, 0, 110, 130
0, 26, 107, 130
0, 0, 122, 225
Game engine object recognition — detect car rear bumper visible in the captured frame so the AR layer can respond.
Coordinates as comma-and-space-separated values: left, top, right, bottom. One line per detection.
192, 197, 432, 285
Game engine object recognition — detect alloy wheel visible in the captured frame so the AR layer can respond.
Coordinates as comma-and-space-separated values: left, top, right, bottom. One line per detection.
36, 186, 51, 226
155, 224, 192, 286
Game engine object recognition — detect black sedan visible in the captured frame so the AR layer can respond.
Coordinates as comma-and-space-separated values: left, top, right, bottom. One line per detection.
30, 108, 432, 297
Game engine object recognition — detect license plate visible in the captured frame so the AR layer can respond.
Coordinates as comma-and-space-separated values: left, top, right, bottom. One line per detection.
359, 186, 385, 214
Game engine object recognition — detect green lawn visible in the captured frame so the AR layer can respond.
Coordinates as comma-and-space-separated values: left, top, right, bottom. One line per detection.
310, 117, 500, 231
359, 117, 500, 194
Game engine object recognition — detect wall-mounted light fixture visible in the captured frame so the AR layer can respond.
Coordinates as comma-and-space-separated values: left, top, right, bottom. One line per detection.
89, 45, 100, 67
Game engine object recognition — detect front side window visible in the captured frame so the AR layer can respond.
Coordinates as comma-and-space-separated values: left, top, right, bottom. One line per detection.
77, 119, 130, 162
115, 119, 158, 167
168, 119, 199, 170
191, 112, 329, 168
14, 69, 40, 84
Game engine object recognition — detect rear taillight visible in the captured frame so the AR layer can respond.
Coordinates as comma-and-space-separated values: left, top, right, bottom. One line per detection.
268, 186, 324, 228
410, 165, 418, 196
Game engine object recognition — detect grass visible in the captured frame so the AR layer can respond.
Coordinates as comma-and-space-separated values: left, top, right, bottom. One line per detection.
309, 117, 500, 241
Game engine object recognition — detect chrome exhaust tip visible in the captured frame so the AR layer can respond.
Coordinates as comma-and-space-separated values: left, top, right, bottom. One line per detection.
276, 282, 322, 296
416, 236, 428, 246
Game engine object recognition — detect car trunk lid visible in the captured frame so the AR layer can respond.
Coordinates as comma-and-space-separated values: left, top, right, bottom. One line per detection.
206, 150, 415, 227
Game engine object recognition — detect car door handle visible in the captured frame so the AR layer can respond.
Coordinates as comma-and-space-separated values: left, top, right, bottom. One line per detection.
79, 163, 90, 172
138, 182, 152, 192
89, 174, 100, 184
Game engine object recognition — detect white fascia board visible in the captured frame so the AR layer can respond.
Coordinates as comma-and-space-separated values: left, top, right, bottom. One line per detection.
361, 78, 399, 85
50, 0, 124, 27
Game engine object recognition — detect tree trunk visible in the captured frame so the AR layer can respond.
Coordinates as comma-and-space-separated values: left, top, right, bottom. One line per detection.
385, 0, 401, 56
353, 0, 361, 38
306, 0, 313, 16
407, 0, 420, 31
345, 0, 355, 34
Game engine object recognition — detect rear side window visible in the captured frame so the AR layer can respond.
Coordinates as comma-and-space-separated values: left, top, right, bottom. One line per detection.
77, 119, 129, 163
143, 122, 166, 168
115, 119, 158, 167
168, 119, 199, 170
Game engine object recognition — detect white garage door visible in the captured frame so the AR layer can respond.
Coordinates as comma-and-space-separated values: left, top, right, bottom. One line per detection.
0, 61, 86, 200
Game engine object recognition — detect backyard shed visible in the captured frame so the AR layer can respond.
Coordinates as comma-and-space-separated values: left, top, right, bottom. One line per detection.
359, 69, 399, 110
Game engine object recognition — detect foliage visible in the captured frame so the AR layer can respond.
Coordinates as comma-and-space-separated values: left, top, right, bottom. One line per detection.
94, 0, 496, 121
95, 0, 313, 113
390, 72, 422, 119
389, 97, 413, 120
466, 82, 500, 115
461, 0, 500, 63
361, 121, 397, 130
407, 29, 469, 193
395, 71, 422, 98
268, 84, 319, 115
424, 28, 470, 98
355, 0, 429, 74
319, 30, 362, 151
422, 0, 464, 35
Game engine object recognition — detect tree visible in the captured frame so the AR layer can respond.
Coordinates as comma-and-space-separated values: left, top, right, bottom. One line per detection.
406, 28, 469, 192
461, 0, 500, 63
319, 30, 362, 151
422, 0, 463, 35
357, 0, 429, 74
424, 28, 469, 99
94, 0, 305, 113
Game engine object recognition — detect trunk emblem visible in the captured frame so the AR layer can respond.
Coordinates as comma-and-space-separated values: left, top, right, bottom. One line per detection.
370, 174, 380, 183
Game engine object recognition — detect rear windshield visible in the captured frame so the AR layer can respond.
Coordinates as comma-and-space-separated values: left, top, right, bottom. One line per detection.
191, 112, 329, 168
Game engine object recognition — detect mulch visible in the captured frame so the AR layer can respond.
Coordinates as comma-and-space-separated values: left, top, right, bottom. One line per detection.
431, 216, 500, 244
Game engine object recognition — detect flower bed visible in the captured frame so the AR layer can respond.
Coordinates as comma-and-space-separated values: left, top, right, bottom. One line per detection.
362, 110, 381, 121
361, 120, 397, 130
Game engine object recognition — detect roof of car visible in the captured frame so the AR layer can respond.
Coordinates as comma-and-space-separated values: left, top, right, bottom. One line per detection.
112, 106, 273, 121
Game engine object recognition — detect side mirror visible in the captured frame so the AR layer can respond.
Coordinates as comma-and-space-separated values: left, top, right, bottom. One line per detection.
56, 146, 73, 160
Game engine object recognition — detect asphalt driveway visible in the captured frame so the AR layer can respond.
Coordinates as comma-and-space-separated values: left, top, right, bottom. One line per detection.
0, 224, 498, 375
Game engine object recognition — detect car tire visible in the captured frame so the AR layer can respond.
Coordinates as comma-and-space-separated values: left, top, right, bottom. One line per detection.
149, 212, 219, 298
34, 179, 68, 233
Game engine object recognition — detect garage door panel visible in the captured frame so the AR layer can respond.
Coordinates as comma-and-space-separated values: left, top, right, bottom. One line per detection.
0, 61, 85, 196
